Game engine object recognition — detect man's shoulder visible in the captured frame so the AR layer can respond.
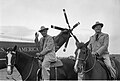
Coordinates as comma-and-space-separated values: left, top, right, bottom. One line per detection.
47, 35, 52, 38
91, 33, 109, 36
46, 35, 53, 39
101, 33, 109, 37
40, 37, 44, 40
90, 34, 95, 38
103, 33, 108, 35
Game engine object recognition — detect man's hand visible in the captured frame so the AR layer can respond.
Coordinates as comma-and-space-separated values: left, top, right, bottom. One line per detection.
36, 53, 43, 61
95, 53, 99, 56
92, 52, 99, 56
36, 53, 43, 57
75, 41, 80, 48
36, 53, 40, 56
35, 32, 39, 38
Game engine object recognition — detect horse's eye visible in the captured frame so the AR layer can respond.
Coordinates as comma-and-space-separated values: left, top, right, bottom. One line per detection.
83, 52, 85, 54
82, 51, 86, 54
5, 55, 7, 58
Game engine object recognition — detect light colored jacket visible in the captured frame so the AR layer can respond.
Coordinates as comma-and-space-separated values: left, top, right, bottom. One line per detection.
87, 32, 109, 56
35, 35, 57, 62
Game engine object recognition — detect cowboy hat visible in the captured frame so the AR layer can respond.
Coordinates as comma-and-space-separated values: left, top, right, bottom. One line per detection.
38, 26, 49, 32
92, 21, 103, 29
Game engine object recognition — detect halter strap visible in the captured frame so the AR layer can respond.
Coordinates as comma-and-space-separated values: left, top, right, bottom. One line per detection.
76, 48, 89, 62
7, 65, 14, 67
82, 55, 97, 74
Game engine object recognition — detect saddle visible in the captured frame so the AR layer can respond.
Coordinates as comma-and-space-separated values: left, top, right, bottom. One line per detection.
37, 58, 63, 80
50, 59, 63, 67
37, 56, 63, 67
97, 56, 116, 79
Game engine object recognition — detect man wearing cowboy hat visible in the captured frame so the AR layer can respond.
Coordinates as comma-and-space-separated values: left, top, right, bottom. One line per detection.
87, 21, 116, 79
35, 26, 57, 80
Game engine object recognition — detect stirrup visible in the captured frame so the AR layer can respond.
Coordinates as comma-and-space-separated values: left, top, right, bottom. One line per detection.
111, 73, 116, 80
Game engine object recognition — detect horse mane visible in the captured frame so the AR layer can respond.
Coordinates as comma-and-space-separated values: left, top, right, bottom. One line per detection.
77, 42, 85, 49
16, 51, 35, 59
53, 30, 69, 41
77, 42, 90, 51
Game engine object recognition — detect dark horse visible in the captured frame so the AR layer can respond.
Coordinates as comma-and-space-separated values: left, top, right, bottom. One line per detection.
3, 30, 77, 81
0, 51, 7, 69
74, 42, 120, 80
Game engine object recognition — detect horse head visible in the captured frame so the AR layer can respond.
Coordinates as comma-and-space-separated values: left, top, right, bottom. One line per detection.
74, 42, 91, 73
53, 29, 71, 52
51, 24, 80, 52
2, 45, 17, 75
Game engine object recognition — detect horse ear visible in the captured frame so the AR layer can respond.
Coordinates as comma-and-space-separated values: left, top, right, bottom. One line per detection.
13, 45, 17, 51
1, 48, 6, 52
85, 40, 90, 47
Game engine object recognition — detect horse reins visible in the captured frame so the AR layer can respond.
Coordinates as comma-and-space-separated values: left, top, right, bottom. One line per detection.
20, 51, 41, 81
24, 57, 34, 81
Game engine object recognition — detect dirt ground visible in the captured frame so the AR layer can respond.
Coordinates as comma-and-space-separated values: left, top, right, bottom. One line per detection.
0, 67, 22, 81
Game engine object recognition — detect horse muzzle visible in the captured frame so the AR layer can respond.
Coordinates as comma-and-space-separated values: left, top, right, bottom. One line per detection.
77, 64, 83, 73
7, 66, 12, 75
74, 64, 83, 73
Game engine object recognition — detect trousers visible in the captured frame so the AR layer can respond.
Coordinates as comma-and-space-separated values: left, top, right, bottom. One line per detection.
42, 58, 51, 80
103, 54, 116, 78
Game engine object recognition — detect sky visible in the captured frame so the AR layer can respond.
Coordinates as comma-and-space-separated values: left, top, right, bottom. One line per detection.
0, 0, 120, 57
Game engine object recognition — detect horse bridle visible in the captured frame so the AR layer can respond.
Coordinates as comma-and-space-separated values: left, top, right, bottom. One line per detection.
77, 48, 97, 74
77, 48, 90, 63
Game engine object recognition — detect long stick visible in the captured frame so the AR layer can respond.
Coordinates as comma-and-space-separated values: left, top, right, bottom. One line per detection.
63, 9, 70, 29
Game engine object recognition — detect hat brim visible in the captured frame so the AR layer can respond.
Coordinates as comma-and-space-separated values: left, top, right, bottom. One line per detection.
39, 28, 48, 32
92, 23, 103, 29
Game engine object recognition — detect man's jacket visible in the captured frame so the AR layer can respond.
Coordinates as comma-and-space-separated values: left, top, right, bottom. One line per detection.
35, 35, 56, 62
87, 32, 109, 56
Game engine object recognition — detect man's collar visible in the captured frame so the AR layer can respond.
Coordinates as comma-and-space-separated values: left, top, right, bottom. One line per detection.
43, 35, 48, 38
95, 32, 103, 35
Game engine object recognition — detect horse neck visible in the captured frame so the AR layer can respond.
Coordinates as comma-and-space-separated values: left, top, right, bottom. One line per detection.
15, 52, 39, 80
15, 51, 33, 74
0, 61, 6, 69
85, 51, 95, 71
54, 32, 70, 51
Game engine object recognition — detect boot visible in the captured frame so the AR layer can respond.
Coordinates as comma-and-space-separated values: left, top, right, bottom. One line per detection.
42, 69, 50, 80
110, 68, 116, 79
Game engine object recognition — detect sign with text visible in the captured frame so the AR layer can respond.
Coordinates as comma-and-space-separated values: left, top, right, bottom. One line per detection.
18, 47, 39, 52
